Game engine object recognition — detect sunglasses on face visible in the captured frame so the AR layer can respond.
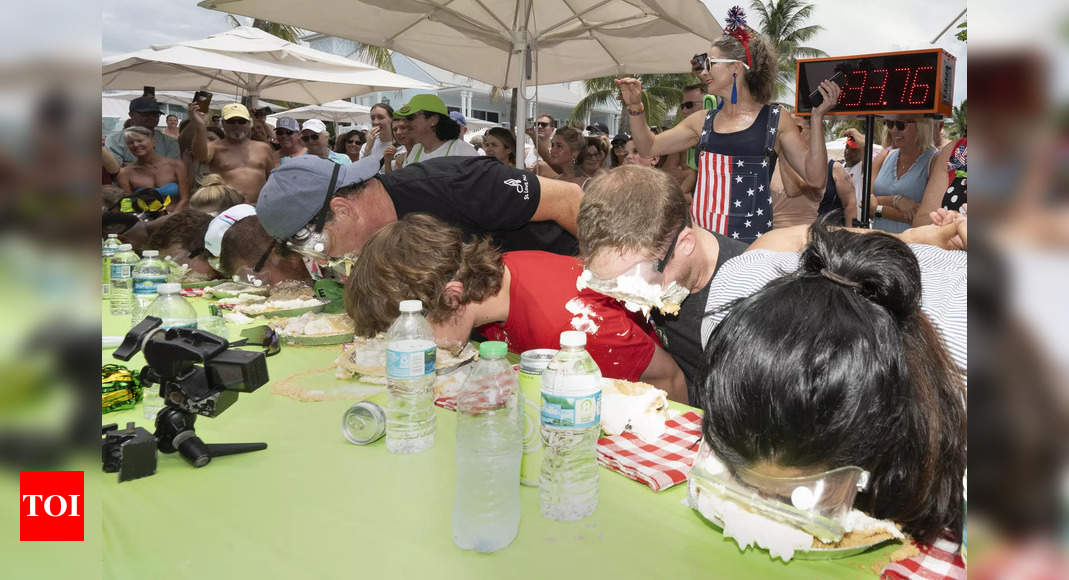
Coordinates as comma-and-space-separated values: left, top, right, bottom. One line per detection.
275, 129, 294, 136
224, 118, 249, 125
301, 134, 319, 142
691, 53, 750, 72
347, 140, 361, 146
680, 100, 701, 110
536, 122, 551, 128
883, 120, 915, 131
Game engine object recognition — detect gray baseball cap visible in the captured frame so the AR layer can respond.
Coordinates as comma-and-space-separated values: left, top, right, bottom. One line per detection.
257, 154, 384, 240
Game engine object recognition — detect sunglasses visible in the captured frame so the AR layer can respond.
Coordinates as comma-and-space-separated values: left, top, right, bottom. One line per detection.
536, 122, 551, 128
883, 120, 916, 131
275, 129, 294, 136
231, 325, 281, 357
253, 240, 275, 273
223, 118, 249, 125
691, 53, 750, 72
680, 100, 701, 110
347, 140, 361, 145
655, 219, 688, 273
301, 134, 319, 142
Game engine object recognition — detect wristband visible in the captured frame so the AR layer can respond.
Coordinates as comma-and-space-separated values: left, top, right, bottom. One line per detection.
875, 205, 884, 218
892, 195, 902, 209
628, 104, 645, 116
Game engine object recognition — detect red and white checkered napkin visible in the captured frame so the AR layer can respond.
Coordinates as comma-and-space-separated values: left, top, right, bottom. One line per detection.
596, 410, 703, 492
434, 396, 457, 411
882, 536, 965, 580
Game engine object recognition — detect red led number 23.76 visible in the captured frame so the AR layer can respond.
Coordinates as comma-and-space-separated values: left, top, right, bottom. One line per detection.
837, 66, 935, 108
19, 471, 84, 541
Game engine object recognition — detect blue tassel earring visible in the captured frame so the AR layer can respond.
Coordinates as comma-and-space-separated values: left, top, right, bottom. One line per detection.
731, 72, 738, 105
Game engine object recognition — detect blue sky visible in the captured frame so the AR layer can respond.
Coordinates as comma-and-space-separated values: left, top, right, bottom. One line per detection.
101, 0, 967, 104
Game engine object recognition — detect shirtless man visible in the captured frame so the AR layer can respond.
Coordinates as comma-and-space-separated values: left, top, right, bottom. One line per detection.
184, 103, 278, 204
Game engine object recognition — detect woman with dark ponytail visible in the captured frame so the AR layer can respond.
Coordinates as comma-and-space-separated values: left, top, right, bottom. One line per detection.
697, 220, 966, 546
616, 6, 840, 244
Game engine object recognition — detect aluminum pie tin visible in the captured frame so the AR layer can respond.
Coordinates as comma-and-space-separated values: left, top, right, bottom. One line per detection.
342, 401, 387, 445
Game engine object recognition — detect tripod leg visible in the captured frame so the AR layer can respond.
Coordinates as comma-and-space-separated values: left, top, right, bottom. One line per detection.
205, 443, 268, 458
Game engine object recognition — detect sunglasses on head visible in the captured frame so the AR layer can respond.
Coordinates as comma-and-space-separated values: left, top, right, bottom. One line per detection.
224, 118, 249, 125
883, 120, 915, 131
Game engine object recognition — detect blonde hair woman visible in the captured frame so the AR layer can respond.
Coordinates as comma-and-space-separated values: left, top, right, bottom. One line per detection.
189, 174, 246, 216
867, 116, 937, 233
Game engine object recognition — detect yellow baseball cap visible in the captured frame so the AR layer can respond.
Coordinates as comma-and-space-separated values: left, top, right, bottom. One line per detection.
221, 103, 251, 121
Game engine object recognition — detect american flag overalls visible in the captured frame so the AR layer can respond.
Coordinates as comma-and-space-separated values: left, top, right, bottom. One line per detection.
691, 104, 781, 243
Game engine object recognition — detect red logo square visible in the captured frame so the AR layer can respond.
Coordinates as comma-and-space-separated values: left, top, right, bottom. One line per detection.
19, 471, 84, 541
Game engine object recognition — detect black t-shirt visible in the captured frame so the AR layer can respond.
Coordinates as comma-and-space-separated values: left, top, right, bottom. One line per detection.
377, 156, 578, 255
652, 230, 747, 404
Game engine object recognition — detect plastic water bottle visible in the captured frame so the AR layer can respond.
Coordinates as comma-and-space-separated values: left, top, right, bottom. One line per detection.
145, 283, 198, 329
539, 331, 603, 521
385, 299, 437, 454
109, 244, 139, 316
452, 341, 523, 553
130, 250, 168, 327
102, 234, 120, 298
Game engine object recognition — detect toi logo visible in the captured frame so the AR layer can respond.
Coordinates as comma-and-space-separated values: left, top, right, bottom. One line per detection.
19, 471, 84, 541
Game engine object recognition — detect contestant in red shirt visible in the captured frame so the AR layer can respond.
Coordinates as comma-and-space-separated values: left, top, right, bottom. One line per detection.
345, 213, 686, 401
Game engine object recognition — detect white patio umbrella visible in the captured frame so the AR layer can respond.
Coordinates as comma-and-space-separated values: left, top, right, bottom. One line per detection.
103, 90, 247, 109
102, 26, 437, 106
198, 1, 721, 165
269, 100, 372, 124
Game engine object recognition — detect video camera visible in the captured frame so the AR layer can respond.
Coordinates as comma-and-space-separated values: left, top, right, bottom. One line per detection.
109, 317, 271, 472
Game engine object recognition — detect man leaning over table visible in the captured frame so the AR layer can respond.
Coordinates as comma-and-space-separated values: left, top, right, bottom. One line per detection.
577, 165, 748, 405
345, 213, 686, 399
254, 154, 583, 265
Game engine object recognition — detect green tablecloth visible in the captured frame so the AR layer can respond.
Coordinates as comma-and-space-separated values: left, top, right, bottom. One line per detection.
100, 299, 896, 579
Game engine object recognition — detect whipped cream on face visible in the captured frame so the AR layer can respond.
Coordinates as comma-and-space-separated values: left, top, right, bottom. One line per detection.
576, 269, 690, 318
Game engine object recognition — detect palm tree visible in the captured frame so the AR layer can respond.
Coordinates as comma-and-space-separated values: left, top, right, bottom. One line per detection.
947, 100, 966, 139
749, 0, 827, 101
570, 73, 698, 133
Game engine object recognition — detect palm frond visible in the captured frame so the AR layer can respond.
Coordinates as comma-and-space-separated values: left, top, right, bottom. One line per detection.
569, 89, 618, 124
355, 44, 395, 72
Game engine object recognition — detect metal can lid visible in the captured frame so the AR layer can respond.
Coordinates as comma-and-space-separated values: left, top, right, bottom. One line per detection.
342, 401, 387, 445
519, 349, 557, 374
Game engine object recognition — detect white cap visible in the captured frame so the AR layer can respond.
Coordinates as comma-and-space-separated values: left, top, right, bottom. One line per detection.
204, 204, 257, 257
399, 300, 423, 313
157, 283, 181, 294
118, 244, 132, 251
301, 119, 327, 134
142, 250, 159, 257
560, 330, 587, 347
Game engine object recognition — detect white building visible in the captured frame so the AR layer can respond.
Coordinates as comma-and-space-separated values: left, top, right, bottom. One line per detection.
303, 33, 621, 131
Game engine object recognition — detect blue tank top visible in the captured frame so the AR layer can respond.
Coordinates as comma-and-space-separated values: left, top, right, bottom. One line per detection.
156, 182, 179, 202
872, 147, 936, 233
691, 104, 780, 243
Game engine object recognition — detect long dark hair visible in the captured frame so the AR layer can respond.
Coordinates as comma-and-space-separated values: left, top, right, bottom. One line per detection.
698, 220, 966, 544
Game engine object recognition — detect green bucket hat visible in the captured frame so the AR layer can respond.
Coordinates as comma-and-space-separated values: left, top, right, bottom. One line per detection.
395, 94, 448, 117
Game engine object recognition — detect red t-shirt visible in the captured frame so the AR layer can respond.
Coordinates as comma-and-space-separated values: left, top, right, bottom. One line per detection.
478, 251, 659, 382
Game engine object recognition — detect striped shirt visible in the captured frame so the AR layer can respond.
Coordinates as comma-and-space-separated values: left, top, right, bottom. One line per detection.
700, 245, 968, 381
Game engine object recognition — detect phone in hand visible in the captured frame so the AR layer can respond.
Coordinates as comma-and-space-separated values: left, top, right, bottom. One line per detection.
809, 70, 844, 108
193, 90, 213, 114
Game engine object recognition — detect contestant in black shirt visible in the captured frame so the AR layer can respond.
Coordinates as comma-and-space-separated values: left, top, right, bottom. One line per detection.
255, 155, 581, 260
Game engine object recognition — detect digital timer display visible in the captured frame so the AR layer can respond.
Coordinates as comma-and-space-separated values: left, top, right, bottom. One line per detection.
796, 49, 955, 117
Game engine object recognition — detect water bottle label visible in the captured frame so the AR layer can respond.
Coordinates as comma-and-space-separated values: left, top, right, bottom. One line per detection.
540, 391, 601, 429
111, 264, 132, 279
132, 275, 167, 294
386, 341, 436, 378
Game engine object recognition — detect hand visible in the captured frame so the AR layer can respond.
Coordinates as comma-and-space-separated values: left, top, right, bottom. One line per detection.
812, 79, 841, 116
901, 221, 966, 251
614, 77, 644, 107
930, 205, 966, 226
188, 104, 208, 126
895, 196, 919, 223
366, 126, 380, 144
383, 145, 396, 159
